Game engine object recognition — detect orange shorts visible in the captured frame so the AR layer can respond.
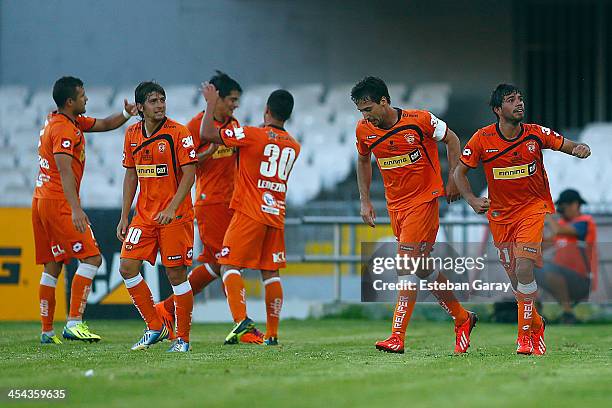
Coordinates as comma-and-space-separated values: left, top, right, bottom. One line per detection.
194, 203, 234, 263
489, 213, 545, 270
218, 210, 285, 270
32, 197, 100, 264
389, 199, 439, 257
120, 219, 194, 267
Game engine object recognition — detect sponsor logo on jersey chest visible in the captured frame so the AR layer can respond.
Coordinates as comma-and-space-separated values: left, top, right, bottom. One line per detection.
136, 164, 169, 178
492, 161, 537, 180
378, 150, 421, 170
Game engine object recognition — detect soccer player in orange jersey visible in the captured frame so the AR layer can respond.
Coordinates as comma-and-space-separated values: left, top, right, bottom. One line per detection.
153, 72, 253, 340
200, 83, 300, 346
353, 76, 477, 354
454, 84, 591, 355
117, 81, 197, 352
34, 76, 137, 345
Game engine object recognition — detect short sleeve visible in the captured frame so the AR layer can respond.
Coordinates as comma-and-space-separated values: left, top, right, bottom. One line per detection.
220, 126, 251, 148
122, 130, 135, 168
460, 132, 482, 168
76, 115, 96, 132
419, 111, 447, 142
538, 125, 564, 151
186, 115, 202, 149
355, 122, 371, 156
51, 124, 79, 157
176, 126, 198, 166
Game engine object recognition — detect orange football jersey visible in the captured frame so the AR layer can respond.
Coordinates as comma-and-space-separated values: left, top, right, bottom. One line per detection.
220, 125, 300, 229
187, 111, 240, 205
123, 117, 197, 225
356, 109, 447, 210
461, 122, 564, 223
34, 112, 96, 200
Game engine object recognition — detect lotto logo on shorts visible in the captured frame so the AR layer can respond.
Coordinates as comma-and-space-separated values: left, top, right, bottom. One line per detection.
167, 255, 183, 261
136, 164, 169, 178
522, 246, 537, 254
219, 247, 230, 258
186, 248, 193, 260
272, 251, 285, 263
71, 241, 83, 253
61, 138, 72, 149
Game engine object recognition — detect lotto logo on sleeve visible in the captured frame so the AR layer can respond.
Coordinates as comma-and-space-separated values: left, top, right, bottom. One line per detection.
463, 147, 472, 156
492, 161, 537, 180
135, 164, 169, 178
225, 127, 245, 140
186, 248, 193, 260
61, 139, 72, 149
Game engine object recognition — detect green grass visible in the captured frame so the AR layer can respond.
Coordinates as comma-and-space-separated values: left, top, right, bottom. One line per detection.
1, 319, 611, 408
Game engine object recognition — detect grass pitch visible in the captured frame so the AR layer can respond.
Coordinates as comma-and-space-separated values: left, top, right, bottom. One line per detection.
1, 319, 611, 408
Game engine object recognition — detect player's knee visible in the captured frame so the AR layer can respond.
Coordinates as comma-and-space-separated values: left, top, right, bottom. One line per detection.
43, 262, 63, 278
166, 266, 188, 286
515, 258, 535, 281
119, 260, 139, 279
261, 269, 279, 281
83, 254, 102, 267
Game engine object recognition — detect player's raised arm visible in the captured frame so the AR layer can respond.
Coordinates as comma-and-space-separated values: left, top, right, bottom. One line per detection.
54, 153, 90, 233
441, 128, 461, 203
357, 151, 376, 227
199, 83, 224, 144
154, 164, 196, 225
453, 162, 490, 214
559, 138, 591, 159
117, 167, 138, 241
88, 99, 138, 132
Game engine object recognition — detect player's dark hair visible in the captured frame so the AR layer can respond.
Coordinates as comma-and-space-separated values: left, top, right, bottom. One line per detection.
209, 70, 242, 98
350, 76, 391, 105
490, 83, 522, 118
267, 89, 294, 121
52, 76, 84, 108
135, 81, 166, 118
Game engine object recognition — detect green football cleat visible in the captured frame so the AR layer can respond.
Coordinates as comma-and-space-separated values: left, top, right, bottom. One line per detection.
41, 333, 63, 344
264, 337, 279, 346
224, 317, 255, 345
62, 322, 102, 343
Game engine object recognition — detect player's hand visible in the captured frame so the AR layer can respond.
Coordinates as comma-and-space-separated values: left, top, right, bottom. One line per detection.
360, 199, 376, 227
201, 82, 219, 104
123, 99, 138, 116
116, 217, 129, 242
155, 207, 176, 225
468, 197, 491, 214
572, 143, 590, 159
445, 178, 461, 204
71, 206, 90, 234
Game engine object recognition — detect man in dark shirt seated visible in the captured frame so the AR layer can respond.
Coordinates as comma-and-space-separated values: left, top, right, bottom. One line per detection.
536, 189, 598, 324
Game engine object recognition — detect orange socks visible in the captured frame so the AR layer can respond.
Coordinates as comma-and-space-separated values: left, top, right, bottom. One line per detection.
222, 269, 247, 323
391, 275, 418, 340
516, 281, 538, 336
264, 277, 283, 338
68, 263, 98, 321
124, 274, 162, 331
162, 263, 218, 314
39, 272, 58, 333
428, 271, 469, 325
172, 281, 193, 342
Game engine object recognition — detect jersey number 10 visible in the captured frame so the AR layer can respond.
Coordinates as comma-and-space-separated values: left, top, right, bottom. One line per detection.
260, 144, 296, 181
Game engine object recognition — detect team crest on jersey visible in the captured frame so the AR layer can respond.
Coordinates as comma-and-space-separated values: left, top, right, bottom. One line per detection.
404, 134, 415, 144
158, 142, 166, 153
527, 141, 537, 153
267, 130, 278, 140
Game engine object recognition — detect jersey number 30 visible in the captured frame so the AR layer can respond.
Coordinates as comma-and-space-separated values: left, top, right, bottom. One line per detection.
260, 144, 296, 181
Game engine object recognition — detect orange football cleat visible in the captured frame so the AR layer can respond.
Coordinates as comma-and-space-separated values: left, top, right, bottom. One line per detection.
375, 334, 404, 354
240, 327, 264, 344
531, 320, 546, 355
516, 334, 534, 355
454, 311, 478, 353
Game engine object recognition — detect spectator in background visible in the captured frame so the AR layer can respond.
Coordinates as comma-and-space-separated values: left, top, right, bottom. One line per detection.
537, 189, 598, 324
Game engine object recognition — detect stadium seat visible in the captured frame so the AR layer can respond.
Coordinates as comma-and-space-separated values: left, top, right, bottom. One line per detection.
84, 86, 114, 112
287, 83, 324, 112
386, 82, 407, 103
28, 89, 56, 119
239, 84, 281, 125
405, 83, 451, 116
322, 83, 355, 115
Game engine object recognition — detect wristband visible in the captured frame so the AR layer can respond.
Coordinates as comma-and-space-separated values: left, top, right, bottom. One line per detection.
122, 108, 131, 119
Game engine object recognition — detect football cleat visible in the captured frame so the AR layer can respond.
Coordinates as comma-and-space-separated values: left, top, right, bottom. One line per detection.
224, 317, 255, 345
264, 337, 279, 346
516, 334, 534, 355
41, 333, 63, 344
454, 311, 478, 353
532, 319, 546, 356
62, 322, 101, 343
154, 302, 176, 340
130, 325, 169, 351
375, 334, 404, 354
241, 327, 264, 344
167, 338, 190, 352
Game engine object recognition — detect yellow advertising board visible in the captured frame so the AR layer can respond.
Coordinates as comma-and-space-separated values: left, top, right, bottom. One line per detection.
0, 208, 67, 321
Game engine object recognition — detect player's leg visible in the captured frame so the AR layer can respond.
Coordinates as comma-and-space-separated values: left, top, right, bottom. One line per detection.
261, 269, 282, 345
39, 262, 63, 344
